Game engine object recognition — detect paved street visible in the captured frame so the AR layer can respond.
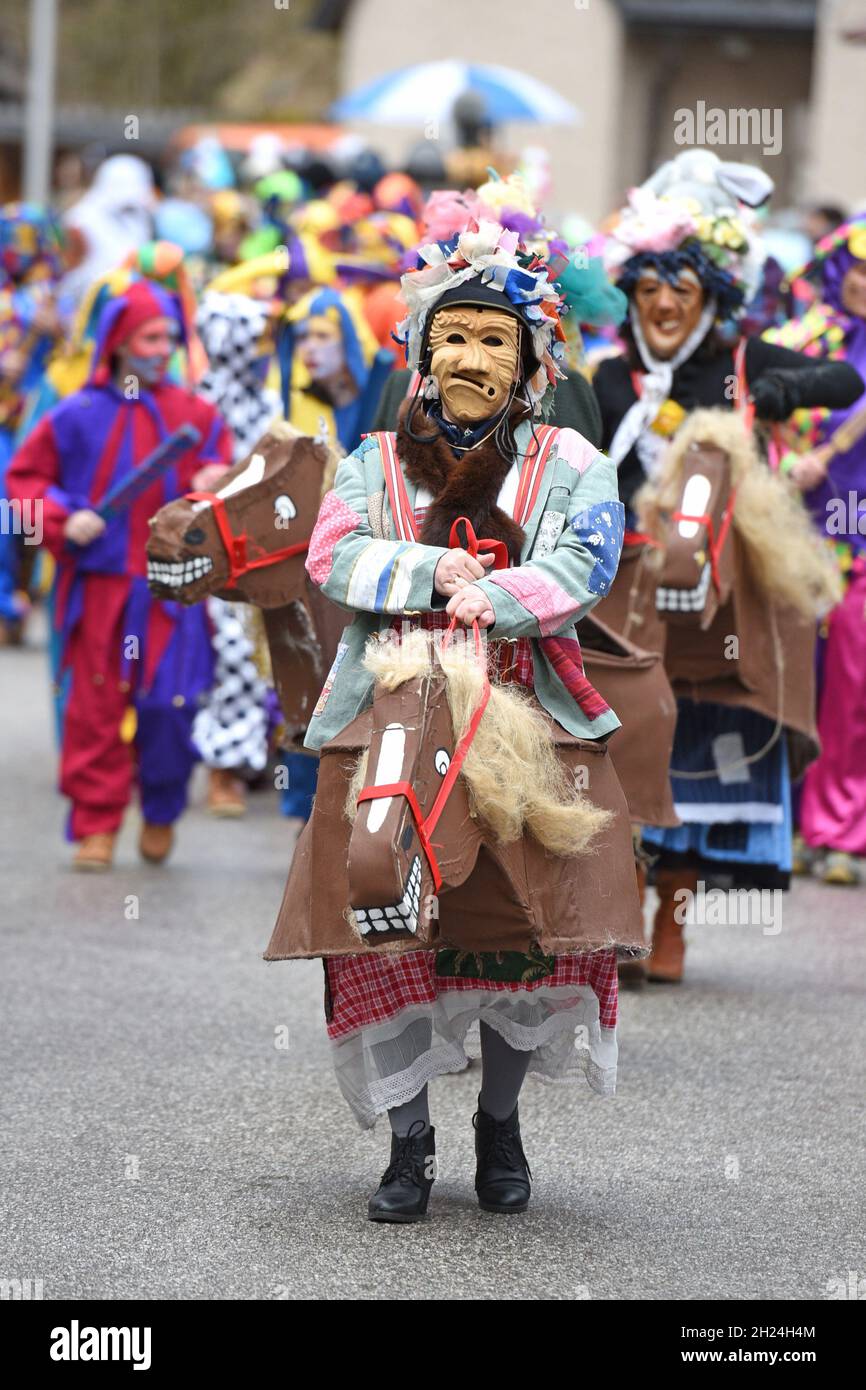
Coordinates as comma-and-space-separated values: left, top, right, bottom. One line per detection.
1, 626, 864, 1301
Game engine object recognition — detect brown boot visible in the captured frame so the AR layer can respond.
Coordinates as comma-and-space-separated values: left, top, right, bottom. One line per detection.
647, 867, 698, 983
206, 767, 247, 818
139, 821, 174, 864
619, 859, 649, 988
72, 832, 117, 872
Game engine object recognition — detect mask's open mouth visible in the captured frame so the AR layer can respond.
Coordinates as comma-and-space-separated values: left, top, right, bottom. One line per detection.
147, 555, 214, 589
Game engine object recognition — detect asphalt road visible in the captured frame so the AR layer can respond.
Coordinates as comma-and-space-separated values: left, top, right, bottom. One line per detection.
1, 625, 864, 1301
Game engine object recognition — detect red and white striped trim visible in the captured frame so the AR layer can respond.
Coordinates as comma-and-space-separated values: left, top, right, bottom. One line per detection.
374, 430, 418, 542
513, 424, 559, 529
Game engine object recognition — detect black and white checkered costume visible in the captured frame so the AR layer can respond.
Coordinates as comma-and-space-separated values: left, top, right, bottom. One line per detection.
193, 292, 281, 773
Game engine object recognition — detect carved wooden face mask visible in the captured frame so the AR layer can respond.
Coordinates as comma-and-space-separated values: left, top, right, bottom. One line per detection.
428, 305, 520, 423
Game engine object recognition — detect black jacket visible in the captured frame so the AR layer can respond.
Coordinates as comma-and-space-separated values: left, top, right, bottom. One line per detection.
592, 333, 864, 511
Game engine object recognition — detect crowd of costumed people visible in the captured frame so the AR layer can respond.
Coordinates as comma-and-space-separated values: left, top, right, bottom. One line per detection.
2, 133, 864, 1220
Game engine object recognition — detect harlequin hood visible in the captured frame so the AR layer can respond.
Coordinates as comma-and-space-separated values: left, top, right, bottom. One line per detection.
88, 279, 184, 385
283, 285, 377, 393
796, 213, 866, 315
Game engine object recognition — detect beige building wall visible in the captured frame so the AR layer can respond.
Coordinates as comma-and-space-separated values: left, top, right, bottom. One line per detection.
339, 0, 626, 224
340, 0, 833, 223
807, 0, 866, 211
616, 31, 813, 211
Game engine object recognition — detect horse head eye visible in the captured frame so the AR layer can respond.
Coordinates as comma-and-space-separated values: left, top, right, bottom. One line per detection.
183, 526, 205, 545
274, 494, 296, 521
434, 749, 450, 776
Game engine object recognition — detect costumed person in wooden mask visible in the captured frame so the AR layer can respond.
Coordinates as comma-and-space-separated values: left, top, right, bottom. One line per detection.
764, 214, 866, 885
593, 152, 862, 982
264, 220, 644, 1222
6, 281, 232, 870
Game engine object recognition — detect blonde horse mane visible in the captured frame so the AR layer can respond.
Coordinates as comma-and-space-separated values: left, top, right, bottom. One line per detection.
635, 408, 842, 618
346, 628, 611, 857
263, 418, 343, 497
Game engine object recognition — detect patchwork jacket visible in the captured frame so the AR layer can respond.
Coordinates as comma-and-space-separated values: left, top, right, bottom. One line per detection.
303, 420, 626, 750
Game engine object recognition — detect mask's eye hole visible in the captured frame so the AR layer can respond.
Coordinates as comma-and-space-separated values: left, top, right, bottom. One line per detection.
482, 336, 503, 347
434, 748, 450, 775
183, 526, 205, 545
446, 333, 465, 344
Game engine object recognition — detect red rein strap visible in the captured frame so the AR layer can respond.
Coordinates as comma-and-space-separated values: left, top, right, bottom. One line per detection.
670, 486, 738, 594
356, 616, 491, 896
185, 490, 310, 589
447, 515, 509, 571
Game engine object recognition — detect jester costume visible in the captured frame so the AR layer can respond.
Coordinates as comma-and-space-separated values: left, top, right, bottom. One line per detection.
765, 216, 866, 878
593, 152, 862, 978
7, 281, 232, 850
265, 220, 643, 1222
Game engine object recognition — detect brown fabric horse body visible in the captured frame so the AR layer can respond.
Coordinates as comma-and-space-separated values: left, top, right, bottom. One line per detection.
265, 630, 644, 961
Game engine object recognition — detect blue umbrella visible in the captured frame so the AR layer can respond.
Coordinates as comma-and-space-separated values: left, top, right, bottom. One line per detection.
332, 61, 580, 125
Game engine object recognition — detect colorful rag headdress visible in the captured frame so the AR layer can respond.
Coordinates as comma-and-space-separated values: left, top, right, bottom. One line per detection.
396, 219, 567, 417
603, 151, 773, 319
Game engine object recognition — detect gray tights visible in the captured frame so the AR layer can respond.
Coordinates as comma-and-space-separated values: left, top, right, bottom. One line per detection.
387, 1021, 532, 1136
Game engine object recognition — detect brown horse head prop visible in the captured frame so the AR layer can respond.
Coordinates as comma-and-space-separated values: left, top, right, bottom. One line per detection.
146, 422, 344, 739
651, 439, 734, 630
146, 422, 328, 609
637, 408, 841, 626
343, 627, 611, 949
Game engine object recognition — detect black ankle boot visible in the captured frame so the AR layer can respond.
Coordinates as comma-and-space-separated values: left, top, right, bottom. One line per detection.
367, 1119, 436, 1223
473, 1097, 532, 1214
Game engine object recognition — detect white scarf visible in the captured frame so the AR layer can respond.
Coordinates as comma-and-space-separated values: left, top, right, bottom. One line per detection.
608, 298, 717, 479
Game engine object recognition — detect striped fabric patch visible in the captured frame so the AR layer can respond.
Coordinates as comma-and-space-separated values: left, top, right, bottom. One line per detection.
346, 540, 427, 612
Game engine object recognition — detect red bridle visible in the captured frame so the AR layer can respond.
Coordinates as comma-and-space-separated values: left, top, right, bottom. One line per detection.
356, 613, 492, 896
670, 485, 737, 595
185, 489, 310, 589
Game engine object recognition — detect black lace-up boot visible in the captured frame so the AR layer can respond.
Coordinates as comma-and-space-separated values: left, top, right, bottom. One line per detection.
367, 1120, 436, 1223
473, 1097, 532, 1214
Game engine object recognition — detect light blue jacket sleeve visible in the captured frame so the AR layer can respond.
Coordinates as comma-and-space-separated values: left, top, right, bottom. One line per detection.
305, 443, 449, 615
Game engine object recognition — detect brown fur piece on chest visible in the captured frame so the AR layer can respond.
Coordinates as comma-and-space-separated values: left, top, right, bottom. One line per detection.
395, 398, 526, 561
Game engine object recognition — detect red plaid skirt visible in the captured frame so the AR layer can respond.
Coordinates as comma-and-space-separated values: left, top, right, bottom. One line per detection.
325, 947, 619, 1040
325, 533, 619, 1042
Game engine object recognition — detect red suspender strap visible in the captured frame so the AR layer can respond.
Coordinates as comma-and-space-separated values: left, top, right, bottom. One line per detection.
733, 338, 755, 433
375, 431, 418, 542
513, 424, 558, 529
